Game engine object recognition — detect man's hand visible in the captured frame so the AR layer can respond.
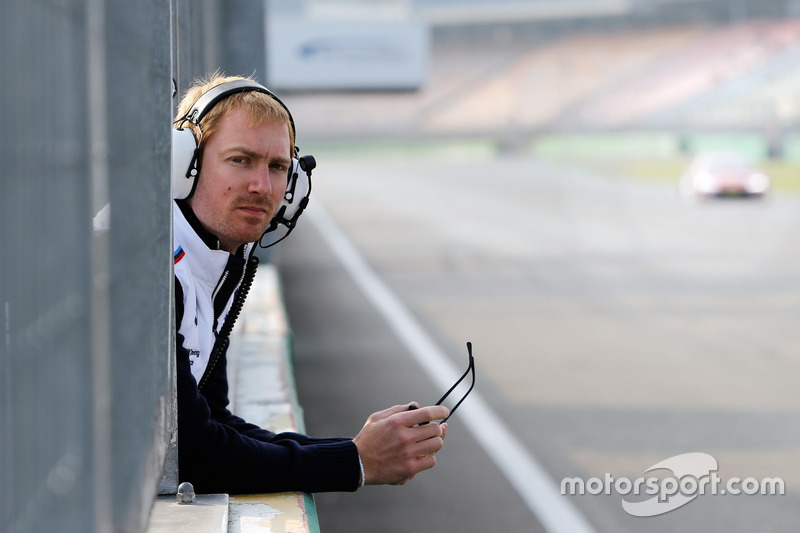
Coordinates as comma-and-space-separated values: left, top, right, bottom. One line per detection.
353, 403, 449, 486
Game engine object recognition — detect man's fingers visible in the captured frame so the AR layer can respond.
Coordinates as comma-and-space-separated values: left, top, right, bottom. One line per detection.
356, 403, 449, 486
412, 452, 437, 473
411, 420, 445, 443
407, 423, 445, 457
369, 403, 418, 423
404, 405, 449, 427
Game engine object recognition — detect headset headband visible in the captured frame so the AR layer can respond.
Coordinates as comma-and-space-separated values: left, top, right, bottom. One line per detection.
179, 79, 297, 141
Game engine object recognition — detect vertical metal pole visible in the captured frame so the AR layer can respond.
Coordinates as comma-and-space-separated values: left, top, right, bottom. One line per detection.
86, 0, 113, 529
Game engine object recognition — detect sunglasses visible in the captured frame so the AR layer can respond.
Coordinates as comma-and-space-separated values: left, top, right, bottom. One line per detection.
410, 342, 476, 424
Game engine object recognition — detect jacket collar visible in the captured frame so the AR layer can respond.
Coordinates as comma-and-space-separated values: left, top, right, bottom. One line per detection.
175, 199, 252, 258
173, 201, 254, 289
176, 199, 223, 251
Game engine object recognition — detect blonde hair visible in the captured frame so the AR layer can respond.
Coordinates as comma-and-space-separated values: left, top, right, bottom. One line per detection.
174, 72, 295, 156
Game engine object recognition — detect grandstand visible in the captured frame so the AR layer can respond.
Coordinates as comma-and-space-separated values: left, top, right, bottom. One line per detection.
285, 1, 800, 144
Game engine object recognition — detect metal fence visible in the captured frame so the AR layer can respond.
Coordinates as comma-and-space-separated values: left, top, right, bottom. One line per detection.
0, 1, 266, 531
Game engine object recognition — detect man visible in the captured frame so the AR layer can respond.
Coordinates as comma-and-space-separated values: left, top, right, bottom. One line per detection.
173, 73, 448, 494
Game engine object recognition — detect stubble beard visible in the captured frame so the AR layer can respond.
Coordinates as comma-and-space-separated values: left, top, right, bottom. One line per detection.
232, 194, 278, 245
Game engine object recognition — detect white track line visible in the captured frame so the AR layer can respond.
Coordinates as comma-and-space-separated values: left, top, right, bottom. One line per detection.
308, 203, 596, 533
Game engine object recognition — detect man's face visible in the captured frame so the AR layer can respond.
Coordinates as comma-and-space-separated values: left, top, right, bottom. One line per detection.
188, 108, 291, 252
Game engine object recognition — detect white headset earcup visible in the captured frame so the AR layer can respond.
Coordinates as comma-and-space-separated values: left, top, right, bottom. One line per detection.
280, 158, 310, 222
259, 155, 314, 248
172, 128, 199, 199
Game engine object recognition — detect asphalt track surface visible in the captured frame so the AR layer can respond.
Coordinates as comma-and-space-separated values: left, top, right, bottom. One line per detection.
276, 153, 800, 532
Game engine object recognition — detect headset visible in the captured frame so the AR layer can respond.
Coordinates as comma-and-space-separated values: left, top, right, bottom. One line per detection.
171, 79, 315, 247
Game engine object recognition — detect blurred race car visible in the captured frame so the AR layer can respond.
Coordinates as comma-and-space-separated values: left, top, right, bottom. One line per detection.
679, 151, 770, 200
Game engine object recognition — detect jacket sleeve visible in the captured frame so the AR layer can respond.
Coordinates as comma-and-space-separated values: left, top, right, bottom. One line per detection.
175, 281, 359, 494
176, 333, 360, 494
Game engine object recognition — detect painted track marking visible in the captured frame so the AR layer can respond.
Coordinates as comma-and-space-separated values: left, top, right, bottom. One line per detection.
307, 203, 596, 533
